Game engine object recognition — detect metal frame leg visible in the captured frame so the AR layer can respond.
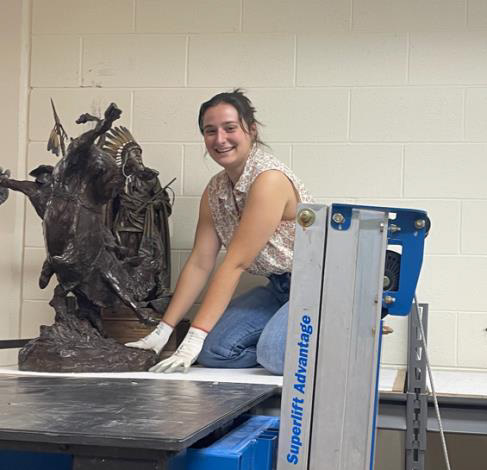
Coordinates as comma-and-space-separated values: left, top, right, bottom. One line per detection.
405, 303, 428, 470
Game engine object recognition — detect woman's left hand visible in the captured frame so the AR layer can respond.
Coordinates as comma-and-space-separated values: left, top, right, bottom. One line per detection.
149, 327, 208, 373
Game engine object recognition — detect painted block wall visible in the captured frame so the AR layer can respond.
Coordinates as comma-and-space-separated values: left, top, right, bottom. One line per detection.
3, 0, 487, 375
0, 0, 25, 365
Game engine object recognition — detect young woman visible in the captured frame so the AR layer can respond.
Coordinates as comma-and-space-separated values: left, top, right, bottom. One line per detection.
126, 90, 312, 374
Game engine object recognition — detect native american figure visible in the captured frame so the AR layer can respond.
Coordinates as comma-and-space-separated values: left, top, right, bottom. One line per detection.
102, 127, 173, 310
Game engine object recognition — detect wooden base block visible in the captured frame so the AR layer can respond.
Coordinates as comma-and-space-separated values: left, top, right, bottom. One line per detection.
101, 306, 190, 353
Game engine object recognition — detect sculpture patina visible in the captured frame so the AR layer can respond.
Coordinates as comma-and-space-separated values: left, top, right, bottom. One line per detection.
103, 125, 173, 310
0, 102, 174, 372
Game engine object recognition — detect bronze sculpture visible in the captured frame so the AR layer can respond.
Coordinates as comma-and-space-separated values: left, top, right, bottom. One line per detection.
0, 102, 174, 372
103, 126, 173, 312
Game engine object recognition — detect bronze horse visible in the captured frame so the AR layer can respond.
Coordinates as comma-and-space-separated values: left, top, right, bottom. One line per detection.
0, 103, 158, 332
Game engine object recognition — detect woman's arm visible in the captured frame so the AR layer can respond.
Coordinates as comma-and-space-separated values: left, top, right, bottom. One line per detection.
161, 187, 221, 327
147, 170, 298, 373
125, 186, 221, 354
191, 170, 297, 331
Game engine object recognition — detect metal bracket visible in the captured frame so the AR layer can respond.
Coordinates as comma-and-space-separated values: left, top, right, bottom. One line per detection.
405, 303, 428, 470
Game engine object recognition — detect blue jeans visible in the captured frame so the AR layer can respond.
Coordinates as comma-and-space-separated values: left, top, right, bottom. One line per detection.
197, 273, 290, 375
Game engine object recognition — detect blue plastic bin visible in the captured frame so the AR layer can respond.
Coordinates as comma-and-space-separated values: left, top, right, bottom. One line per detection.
169, 415, 280, 470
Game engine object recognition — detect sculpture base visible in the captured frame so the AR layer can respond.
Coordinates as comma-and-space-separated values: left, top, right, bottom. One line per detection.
18, 309, 158, 373
101, 305, 189, 347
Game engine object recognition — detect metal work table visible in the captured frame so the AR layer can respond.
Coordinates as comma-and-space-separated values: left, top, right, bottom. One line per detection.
0, 374, 279, 469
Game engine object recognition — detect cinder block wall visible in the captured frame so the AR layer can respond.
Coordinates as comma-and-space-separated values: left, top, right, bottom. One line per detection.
4, 0, 487, 373
0, 0, 25, 365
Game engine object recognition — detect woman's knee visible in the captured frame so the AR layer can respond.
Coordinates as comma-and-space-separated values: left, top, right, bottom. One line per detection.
197, 339, 233, 366
256, 340, 284, 375
197, 331, 258, 368
256, 327, 286, 375
255, 302, 289, 375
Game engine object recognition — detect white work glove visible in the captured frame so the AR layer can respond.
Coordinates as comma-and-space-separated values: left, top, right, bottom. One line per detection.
125, 321, 173, 355
149, 327, 208, 374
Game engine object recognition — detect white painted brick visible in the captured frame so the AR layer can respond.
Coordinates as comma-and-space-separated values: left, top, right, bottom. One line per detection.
352, 0, 466, 32
314, 198, 357, 206
269, 144, 292, 167
0, 350, 19, 367
248, 89, 349, 142
297, 33, 407, 86
183, 144, 221, 196
417, 256, 487, 312
180, 251, 267, 303
465, 88, 487, 141
243, 0, 350, 33
467, 0, 487, 30
171, 197, 200, 250
136, 0, 240, 33
29, 89, 132, 141
23, 247, 55, 301
179, 251, 222, 303
170, 250, 181, 291
0, 231, 21, 339
292, 144, 402, 198
351, 88, 463, 142
27, 142, 59, 176
0, 210, 22, 345
427, 311, 457, 367
0, 201, 17, 237
0, 192, 19, 238
139, 143, 183, 195
380, 315, 408, 366
32, 0, 134, 34
1, 1, 28, 357
382, 311, 459, 369
83, 35, 186, 87
359, 199, 461, 255
404, 144, 487, 198
31, 35, 80, 87
25, 204, 44, 248
133, 89, 217, 142
21, 300, 56, 338
461, 201, 487, 254
188, 34, 294, 87
409, 32, 487, 85
457, 312, 487, 368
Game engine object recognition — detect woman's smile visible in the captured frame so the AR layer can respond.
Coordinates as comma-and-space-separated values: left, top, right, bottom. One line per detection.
202, 103, 255, 182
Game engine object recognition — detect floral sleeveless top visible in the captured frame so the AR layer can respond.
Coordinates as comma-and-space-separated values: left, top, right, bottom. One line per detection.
207, 145, 313, 276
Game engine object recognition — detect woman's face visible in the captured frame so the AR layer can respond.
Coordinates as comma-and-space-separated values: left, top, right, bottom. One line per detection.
201, 103, 255, 174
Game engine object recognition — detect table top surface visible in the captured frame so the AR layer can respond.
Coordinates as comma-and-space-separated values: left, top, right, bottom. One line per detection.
0, 374, 279, 451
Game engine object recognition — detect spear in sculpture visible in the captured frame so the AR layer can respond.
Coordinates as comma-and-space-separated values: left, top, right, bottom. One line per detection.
47, 98, 68, 157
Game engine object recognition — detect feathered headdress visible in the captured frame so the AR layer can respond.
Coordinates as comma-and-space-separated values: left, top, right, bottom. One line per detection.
103, 126, 142, 167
